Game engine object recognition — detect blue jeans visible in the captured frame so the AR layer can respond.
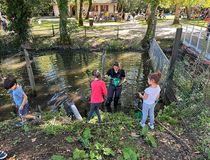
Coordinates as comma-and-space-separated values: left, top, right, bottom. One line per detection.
141, 102, 155, 126
18, 103, 29, 118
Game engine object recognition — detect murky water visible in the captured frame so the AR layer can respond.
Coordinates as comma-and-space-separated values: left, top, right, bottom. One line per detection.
0, 51, 151, 121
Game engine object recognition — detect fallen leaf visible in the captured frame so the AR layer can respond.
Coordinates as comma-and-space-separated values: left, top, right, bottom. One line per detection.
31, 138, 37, 142
131, 132, 140, 138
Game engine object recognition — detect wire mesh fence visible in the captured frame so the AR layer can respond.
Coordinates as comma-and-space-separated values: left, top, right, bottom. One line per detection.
172, 53, 210, 144
148, 39, 170, 80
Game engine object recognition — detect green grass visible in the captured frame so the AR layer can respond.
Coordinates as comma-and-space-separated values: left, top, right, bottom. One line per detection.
31, 20, 111, 33
32, 21, 59, 30
181, 18, 208, 27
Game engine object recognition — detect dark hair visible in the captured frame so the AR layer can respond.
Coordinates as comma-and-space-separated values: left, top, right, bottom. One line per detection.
3, 75, 17, 90
148, 71, 161, 84
113, 61, 119, 67
92, 70, 101, 78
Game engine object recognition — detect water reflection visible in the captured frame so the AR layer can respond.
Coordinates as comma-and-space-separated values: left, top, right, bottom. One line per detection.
0, 51, 152, 121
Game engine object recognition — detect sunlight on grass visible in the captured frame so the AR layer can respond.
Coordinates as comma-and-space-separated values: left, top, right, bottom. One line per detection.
1, 61, 26, 70
181, 19, 208, 28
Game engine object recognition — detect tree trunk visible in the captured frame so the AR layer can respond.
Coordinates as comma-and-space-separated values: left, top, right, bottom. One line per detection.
78, 0, 83, 26
85, 0, 92, 19
186, 6, 191, 20
75, 0, 78, 19
173, 3, 181, 24
141, 2, 158, 48
145, 4, 151, 19
57, 0, 69, 44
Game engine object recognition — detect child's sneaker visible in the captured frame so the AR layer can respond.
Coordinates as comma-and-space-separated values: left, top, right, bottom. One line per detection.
149, 125, 154, 129
140, 122, 145, 128
0, 151, 7, 160
148, 123, 154, 129
15, 121, 24, 127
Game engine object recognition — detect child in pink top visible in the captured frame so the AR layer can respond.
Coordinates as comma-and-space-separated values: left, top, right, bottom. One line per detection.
87, 70, 107, 123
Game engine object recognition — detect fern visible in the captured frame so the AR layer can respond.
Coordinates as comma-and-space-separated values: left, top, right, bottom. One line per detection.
83, 127, 92, 140
146, 134, 158, 148
78, 127, 92, 148
123, 147, 138, 160
140, 125, 149, 137
73, 148, 88, 160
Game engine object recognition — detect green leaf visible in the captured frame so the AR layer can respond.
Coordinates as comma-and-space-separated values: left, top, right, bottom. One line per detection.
90, 151, 96, 159
122, 147, 138, 160
73, 148, 88, 160
140, 125, 149, 137
23, 122, 30, 133
95, 142, 104, 150
207, 148, 210, 159
103, 147, 115, 156
83, 127, 92, 140
66, 136, 73, 143
51, 154, 65, 160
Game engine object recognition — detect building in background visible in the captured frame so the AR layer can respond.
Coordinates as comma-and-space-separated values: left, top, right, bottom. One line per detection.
53, 0, 118, 17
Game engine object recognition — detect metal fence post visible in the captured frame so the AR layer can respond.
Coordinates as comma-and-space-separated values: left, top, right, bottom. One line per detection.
189, 25, 194, 46
196, 27, 203, 53
52, 24, 55, 36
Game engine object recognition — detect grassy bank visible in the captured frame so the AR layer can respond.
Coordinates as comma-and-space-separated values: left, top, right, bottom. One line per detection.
0, 111, 158, 159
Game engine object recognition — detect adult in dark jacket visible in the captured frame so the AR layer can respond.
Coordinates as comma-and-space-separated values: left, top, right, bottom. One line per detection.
105, 62, 126, 112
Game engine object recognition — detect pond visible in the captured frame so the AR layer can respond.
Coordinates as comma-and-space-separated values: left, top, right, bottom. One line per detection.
0, 51, 152, 121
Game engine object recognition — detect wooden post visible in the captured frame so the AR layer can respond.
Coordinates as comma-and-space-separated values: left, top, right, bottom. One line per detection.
163, 28, 182, 103
52, 24, 55, 36
23, 48, 36, 96
166, 28, 182, 80
84, 26, 86, 38
101, 48, 106, 79
116, 26, 119, 39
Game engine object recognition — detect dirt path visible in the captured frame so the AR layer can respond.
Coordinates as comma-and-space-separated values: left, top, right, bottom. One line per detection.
80, 20, 178, 41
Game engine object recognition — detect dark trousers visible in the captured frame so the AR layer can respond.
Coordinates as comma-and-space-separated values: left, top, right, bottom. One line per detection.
87, 103, 102, 123
105, 84, 122, 112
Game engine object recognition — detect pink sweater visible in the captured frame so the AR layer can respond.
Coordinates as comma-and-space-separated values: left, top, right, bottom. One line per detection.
90, 80, 107, 103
